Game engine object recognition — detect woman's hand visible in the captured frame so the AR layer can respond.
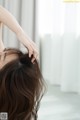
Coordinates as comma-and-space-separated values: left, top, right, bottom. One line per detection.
17, 31, 39, 63
0, 5, 39, 63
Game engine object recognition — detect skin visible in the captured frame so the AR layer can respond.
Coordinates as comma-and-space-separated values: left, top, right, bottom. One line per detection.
0, 5, 39, 63
0, 53, 19, 69
0, 22, 4, 51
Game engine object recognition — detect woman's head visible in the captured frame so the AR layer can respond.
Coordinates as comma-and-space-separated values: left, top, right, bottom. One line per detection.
0, 48, 45, 120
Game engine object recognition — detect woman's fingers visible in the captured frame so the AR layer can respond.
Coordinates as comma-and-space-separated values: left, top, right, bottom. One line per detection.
17, 31, 39, 63
27, 44, 39, 63
34, 51, 39, 60
31, 57, 35, 63
29, 49, 34, 58
31, 52, 39, 63
31, 55, 39, 64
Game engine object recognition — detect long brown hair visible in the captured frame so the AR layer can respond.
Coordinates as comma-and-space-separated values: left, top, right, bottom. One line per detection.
0, 48, 46, 120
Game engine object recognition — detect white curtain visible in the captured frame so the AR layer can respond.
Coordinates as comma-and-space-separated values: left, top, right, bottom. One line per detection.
39, 0, 80, 93
1, 0, 80, 94
0, 0, 37, 52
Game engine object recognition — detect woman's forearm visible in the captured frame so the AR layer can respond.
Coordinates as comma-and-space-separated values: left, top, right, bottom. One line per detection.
0, 5, 39, 62
0, 5, 30, 48
0, 5, 35, 49
0, 5, 23, 35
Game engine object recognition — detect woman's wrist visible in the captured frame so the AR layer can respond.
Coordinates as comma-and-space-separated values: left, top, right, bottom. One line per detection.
16, 28, 30, 47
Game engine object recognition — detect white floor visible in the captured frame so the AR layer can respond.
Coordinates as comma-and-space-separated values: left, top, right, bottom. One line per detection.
38, 84, 80, 120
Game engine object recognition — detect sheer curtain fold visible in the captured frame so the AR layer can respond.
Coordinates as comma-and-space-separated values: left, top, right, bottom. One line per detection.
39, 0, 80, 93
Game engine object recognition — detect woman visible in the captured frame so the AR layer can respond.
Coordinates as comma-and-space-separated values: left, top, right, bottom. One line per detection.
0, 5, 46, 120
